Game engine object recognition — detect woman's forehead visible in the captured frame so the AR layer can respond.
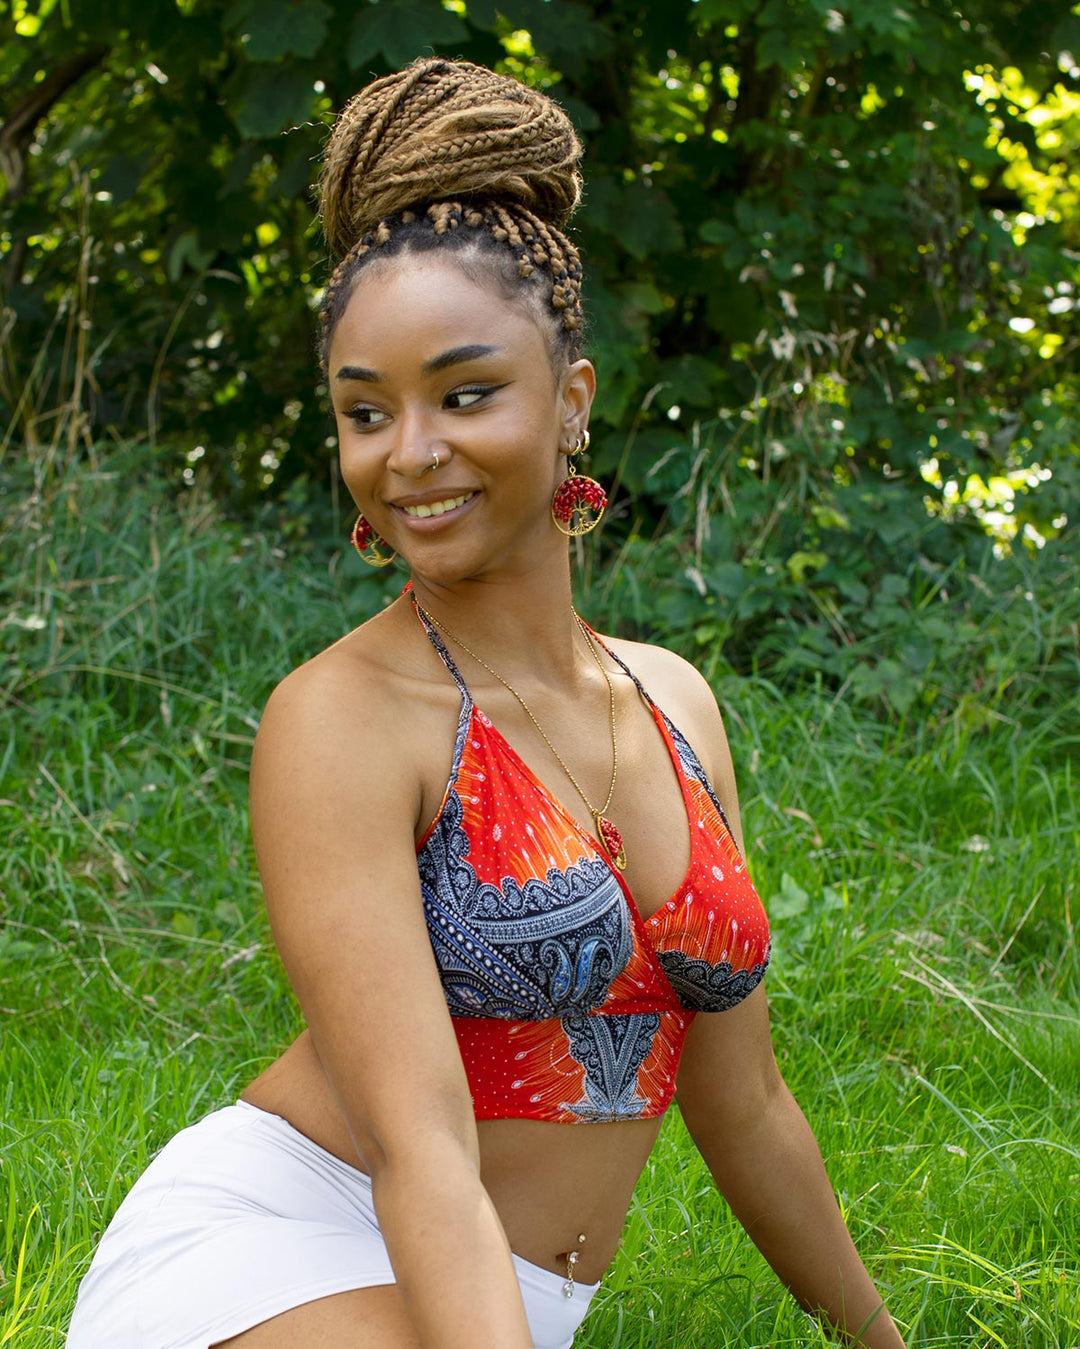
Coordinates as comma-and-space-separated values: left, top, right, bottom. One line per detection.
329, 254, 551, 366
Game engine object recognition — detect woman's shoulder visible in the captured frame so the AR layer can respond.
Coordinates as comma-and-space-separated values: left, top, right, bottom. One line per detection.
253, 600, 445, 771
261, 608, 395, 724
248, 600, 460, 850
596, 630, 740, 816
597, 631, 721, 723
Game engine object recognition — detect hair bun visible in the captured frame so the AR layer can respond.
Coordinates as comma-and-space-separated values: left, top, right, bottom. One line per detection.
320, 58, 583, 258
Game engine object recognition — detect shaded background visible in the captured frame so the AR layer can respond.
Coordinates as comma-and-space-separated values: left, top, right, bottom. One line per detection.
3, 9, 1079, 1344
3, 0, 1079, 705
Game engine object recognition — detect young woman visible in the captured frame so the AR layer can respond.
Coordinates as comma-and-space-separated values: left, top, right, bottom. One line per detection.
67, 58, 904, 1349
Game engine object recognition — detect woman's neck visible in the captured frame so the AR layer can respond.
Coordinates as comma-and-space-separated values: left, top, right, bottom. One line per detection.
408, 564, 592, 690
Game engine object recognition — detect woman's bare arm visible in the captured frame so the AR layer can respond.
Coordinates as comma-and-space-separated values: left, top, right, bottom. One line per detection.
637, 651, 903, 1344
677, 990, 904, 1347
250, 653, 532, 1349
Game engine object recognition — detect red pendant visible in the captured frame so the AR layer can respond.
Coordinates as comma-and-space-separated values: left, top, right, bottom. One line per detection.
596, 814, 627, 871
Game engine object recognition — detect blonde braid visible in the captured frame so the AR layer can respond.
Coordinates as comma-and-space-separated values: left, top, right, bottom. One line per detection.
318, 198, 584, 364
318, 59, 586, 364
321, 60, 581, 256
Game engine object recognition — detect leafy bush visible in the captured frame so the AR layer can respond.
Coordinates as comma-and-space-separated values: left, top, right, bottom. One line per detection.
3, 0, 1077, 701
3, 430, 1077, 1347
3, 3, 1077, 507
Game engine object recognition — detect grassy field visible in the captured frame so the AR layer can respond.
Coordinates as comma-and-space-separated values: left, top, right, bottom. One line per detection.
2, 445, 1078, 1347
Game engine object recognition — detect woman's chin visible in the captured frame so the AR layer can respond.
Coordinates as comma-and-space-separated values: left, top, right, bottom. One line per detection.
393, 522, 560, 589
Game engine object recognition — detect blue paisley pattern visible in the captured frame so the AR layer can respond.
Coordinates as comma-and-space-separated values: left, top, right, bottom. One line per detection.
410, 596, 772, 1121
656, 949, 769, 1012
560, 1012, 663, 1121
419, 789, 634, 1021
664, 717, 736, 840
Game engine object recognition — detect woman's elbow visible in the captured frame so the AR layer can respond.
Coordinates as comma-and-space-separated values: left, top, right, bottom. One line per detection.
360, 1093, 481, 1183
676, 1053, 790, 1157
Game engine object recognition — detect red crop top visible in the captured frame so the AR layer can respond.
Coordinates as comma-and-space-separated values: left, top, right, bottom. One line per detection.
414, 602, 770, 1123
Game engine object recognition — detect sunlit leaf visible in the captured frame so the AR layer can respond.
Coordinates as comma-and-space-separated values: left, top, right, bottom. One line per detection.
348, 0, 468, 69
226, 0, 331, 61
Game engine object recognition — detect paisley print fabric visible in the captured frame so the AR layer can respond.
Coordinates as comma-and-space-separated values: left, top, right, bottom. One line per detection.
413, 602, 771, 1123
655, 950, 767, 1013
420, 789, 632, 1020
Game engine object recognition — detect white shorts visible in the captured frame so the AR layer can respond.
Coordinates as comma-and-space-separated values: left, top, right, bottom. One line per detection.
66, 1101, 600, 1349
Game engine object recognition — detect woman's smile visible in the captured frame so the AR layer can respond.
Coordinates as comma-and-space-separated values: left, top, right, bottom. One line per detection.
395, 490, 479, 523
327, 254, 592, 580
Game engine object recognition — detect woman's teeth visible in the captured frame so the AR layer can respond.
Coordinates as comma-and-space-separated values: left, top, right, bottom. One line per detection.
401, 493, 474, 519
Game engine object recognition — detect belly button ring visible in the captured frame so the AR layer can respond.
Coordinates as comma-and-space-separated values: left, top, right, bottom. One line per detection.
562, 1232, 587, 1298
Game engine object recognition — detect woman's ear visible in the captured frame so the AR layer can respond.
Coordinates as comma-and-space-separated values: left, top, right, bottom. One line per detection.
558, 358, 596, 445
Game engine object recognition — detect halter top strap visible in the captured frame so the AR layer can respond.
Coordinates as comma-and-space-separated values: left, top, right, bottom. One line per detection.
411, 596, 472, 701
583, 625, 654, 708
412, 592, 658, 717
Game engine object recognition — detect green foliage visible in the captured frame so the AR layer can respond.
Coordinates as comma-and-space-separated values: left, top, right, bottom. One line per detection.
1, 0, 1077, 689
1, 442, 1077, 1345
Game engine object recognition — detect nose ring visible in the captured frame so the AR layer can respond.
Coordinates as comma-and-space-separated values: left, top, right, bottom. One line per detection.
427, 451, 440, 474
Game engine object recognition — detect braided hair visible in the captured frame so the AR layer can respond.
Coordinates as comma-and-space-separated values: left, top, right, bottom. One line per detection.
318, 58, 586, 368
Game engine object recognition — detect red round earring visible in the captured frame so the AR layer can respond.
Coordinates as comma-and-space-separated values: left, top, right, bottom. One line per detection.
551, 430, 607, 536
350, 515, 395, 567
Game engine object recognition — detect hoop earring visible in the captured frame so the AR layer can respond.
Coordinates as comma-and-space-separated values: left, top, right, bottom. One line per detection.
350, 514, 396, 567
551, 429, 606, 536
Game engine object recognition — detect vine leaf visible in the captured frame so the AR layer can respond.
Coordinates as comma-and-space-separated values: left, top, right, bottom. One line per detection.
348, 0, 468, 70
226, 0, 331, 62
230, 63, 317, 138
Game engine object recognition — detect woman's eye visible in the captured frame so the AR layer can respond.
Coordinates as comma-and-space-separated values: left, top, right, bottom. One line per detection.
445, 384, 503, 410
343, 405, 387, 427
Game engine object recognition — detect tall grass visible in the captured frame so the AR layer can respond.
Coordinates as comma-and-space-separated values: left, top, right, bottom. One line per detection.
1, 435, 1077, 1347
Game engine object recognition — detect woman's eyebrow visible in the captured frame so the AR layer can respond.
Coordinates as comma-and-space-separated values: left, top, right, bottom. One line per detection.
422, 344, 501, 374
334, 364, 381, 383
334, 345, 501, 384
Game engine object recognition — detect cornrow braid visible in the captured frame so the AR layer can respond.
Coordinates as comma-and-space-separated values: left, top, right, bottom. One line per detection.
318, 198, 585, 369
317, 58, 586, 369
320, 59, 581, 257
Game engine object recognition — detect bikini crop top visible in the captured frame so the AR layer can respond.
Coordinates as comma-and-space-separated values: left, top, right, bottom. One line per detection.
414, 603, 770, 1123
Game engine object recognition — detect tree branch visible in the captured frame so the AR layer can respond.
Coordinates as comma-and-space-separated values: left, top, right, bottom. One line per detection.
0, 45, 109, 202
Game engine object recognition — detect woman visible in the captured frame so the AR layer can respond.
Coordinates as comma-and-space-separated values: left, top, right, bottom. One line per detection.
68, 58, 904, 1349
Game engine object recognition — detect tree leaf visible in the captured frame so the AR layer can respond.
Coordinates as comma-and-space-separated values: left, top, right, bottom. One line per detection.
228, 0, 331, 62
499, 0, 611, 63
772, 873, 811, 919
707, 563, 747, 599
230, 62, 317, 138
462, 0, 500, 28
348, 0, 468, 71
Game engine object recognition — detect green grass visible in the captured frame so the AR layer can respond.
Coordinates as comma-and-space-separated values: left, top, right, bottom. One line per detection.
1, 445, 1078, 1347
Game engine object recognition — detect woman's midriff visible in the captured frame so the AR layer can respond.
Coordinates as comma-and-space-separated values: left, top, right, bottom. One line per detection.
240, 1029, 663, 1284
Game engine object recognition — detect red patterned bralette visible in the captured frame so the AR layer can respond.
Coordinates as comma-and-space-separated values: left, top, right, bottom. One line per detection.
414, 601, 771, 1123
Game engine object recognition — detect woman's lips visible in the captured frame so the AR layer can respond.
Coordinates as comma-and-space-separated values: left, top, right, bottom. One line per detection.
399, 491, 477, 519
392, 490, 479, 529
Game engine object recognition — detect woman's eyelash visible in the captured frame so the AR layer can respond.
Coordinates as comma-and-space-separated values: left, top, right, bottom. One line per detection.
447, 382, 509, 407
341, 382, 508, 424
342, 406, 385, 425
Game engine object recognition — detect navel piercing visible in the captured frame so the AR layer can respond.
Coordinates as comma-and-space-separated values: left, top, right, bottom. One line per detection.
562, 1232, 587, 1299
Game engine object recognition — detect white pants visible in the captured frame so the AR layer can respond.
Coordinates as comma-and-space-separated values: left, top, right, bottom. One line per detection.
67, 1101, 600, 1349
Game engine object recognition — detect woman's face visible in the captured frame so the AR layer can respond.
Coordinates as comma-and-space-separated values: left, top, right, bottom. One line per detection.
327, 253, 595, 585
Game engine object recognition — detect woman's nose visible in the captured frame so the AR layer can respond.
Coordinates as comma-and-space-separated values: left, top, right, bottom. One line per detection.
387, 410, 449, 477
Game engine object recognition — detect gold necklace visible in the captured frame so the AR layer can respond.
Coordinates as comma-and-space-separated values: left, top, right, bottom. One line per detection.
416, 601, 628, 871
